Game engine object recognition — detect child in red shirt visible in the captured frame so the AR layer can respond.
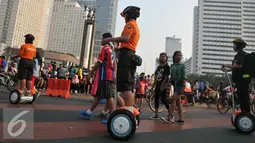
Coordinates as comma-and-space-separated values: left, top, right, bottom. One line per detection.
136, 73, 148, 112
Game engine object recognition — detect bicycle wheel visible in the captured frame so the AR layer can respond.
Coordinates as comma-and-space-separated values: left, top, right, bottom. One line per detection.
7, 76, 18, 91
149, 94, 165, 113
217, 97, 230, 114
146, 89, 154, 103
145, 92, 151, 103
206, 96, 217, 109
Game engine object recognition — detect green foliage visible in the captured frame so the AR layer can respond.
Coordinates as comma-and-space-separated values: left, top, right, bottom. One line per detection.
1, 46, 16, 57
187, 73, 230, 87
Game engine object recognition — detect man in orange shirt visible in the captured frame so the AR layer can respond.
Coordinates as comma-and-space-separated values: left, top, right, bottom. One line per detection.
17, 34, 36, 96
102, 6, 140, 108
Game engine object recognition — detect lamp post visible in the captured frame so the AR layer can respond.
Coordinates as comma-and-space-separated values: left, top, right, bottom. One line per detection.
80, 5, 96, 70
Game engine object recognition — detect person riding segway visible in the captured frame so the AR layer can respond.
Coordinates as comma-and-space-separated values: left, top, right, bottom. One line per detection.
9, 34, 38, 104
221, 38, 255, 134
101, 6, 142, 141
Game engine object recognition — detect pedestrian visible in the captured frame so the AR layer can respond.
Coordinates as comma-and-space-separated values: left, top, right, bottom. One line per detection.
169, 51, 187, 124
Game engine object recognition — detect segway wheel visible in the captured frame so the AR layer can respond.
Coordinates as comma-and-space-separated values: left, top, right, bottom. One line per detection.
9, 89, 21, 104
231, 115, 235, 127
107, 109, 136, 141
234, 112, 255, 134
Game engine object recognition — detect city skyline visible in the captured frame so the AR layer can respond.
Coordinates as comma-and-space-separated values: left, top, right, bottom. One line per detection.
192, 0, 255, 75
0, 0, 52, 49
47, 0, 86, 57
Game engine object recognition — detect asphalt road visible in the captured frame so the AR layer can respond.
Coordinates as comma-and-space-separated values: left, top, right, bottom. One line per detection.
0, 90, 254, 143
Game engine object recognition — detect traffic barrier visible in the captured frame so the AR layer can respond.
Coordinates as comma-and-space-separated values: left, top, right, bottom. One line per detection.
46, 78, 70, 98
59, 79, 70, 98
46, 78, 53, 96
52, 79, 59, 96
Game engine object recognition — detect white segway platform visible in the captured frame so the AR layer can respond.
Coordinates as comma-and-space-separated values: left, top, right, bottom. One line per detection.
9, 89, 37, 104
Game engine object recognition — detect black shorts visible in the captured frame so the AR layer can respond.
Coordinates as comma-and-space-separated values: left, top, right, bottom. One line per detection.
136, 94, 144, 98
95, 80, 115, 99
117, 48, 137, 92
17, 58, 34, 81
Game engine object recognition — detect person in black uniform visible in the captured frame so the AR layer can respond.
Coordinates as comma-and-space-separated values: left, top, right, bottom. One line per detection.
221, 38, 251, 113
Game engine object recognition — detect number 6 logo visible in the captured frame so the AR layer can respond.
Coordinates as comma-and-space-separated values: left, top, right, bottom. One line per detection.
7, 111, 29, 137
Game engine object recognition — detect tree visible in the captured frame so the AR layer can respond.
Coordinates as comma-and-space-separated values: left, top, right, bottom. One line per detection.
1, 46, 16, 57
187, 73, 230, 88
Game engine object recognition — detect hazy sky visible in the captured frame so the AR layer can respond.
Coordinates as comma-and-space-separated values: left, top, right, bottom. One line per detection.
114, 0, 198, 74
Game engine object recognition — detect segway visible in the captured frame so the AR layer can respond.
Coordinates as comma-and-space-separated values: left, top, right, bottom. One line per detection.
225, 71, 255, 134
9, 88, 40, 104
106, 42, 140, 141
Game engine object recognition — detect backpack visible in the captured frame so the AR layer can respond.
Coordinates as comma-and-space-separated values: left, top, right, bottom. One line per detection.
243, 52, 255, 78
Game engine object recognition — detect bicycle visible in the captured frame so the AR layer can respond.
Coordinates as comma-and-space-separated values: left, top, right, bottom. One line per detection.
217, 88, 255, 114
0, 72, 18, 91
145, 88, 154, 103
149, 91, 188, 113
206, 90, 220, 109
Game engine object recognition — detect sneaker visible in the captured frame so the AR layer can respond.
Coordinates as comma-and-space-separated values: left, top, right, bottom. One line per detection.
99, 111, 108, 117
169, 116, 175, 123
175, 119, 184, 124
161, 116, 175, 123
80, 110, 92, 119
150, 115, 160, 120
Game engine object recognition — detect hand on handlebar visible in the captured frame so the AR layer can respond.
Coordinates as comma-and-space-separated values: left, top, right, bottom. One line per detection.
221, 65, 226, 72
221, 65, 230, 72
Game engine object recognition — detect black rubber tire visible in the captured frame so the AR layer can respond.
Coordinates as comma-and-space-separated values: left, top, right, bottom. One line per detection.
9, 89, 21, 104
206, 97, 216, 109
217, 97, 230, 114
107, 109, 136, 141
234, 112, 255, 134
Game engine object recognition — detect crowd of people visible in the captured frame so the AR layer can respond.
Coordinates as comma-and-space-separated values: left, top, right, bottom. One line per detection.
0, 5, 254, 127
45, 62, 94, 94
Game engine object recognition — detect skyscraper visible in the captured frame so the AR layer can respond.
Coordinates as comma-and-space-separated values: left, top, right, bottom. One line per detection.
47, 0, 86, 57
165, 36, 182, 65
0, 0, 53, 49
192, 0, 255, 75
77, 0, 118, 57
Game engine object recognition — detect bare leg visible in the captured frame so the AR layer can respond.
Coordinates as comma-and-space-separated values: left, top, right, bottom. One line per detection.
139, 97, 143, 110
16, 80, 20, 89
26, 80, 32, 92
107, 98, 115, 112
117, 94, 125, 107
90, 97, 101, 111
123, 91, 134, 107
20, 80, 26, 91
170, 93, 178, 119
176, 97, 184, 120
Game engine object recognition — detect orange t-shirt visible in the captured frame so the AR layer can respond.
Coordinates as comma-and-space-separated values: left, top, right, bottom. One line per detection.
120, 20, 140, 51
19, 44, 36, 60
138, 80, 148, 94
